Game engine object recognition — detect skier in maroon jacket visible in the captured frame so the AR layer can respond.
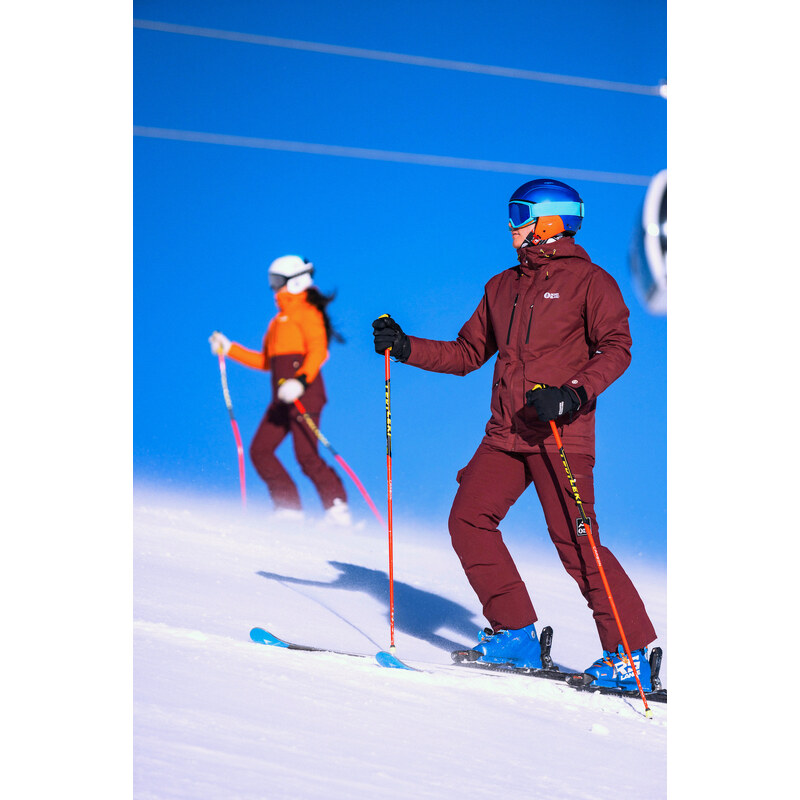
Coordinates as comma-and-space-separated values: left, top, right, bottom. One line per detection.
372, 179, 658, 691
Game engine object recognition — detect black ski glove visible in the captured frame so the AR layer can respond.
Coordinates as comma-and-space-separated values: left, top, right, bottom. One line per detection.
372, 315, 411, 362
526, 384, 583, 421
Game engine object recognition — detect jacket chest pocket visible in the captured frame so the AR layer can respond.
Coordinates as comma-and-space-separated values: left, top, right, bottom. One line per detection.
523, 303, 535, 344
495, 296, 537, 350
525, 293, 583, 348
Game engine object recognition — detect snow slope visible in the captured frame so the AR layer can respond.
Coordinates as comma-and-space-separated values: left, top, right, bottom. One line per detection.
133, 485, 667, 799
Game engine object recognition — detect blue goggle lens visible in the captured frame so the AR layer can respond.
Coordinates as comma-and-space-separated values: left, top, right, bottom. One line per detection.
509, 201, 536, 229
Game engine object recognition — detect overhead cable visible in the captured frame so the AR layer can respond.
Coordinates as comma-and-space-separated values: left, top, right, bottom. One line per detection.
133, 126, 652, 186
133, 19, 664, 97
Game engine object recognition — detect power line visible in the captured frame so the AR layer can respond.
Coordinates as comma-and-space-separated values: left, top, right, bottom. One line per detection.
133, 126, 652, 186
133, 18, 664, 98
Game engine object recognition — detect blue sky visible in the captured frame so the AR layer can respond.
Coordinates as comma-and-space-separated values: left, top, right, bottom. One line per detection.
133, 1, 666, 559
9, 4, 800, 787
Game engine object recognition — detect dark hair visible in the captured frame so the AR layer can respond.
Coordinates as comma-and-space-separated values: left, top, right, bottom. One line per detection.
306, 287, 345, 344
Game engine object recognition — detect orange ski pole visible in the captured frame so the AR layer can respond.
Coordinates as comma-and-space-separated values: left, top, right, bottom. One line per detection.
548, 419, 653, 718
384, 347, 396, 651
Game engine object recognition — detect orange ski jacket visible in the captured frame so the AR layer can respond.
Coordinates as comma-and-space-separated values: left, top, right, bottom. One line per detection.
227, 290, 329, 384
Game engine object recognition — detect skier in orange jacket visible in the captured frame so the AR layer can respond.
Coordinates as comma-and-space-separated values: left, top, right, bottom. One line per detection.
210, 255, 350, 525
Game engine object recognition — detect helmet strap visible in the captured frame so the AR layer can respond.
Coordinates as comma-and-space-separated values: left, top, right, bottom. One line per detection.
520, 227, 540, 249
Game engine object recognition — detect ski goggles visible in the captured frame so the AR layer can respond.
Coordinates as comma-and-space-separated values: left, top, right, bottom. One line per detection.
268, 268, 313, 291
508, 199, 584, 230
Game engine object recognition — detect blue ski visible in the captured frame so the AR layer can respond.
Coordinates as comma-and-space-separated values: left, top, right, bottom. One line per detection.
250, 627, 419, 670
250, 627, 666, 704
375, 650, 418, 670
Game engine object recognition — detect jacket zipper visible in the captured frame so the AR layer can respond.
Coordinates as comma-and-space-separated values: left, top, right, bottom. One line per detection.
506, 294, 519, 345
525, 304, 534, 344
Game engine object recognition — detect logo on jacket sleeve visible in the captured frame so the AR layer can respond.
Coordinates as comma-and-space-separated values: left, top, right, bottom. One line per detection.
544, 292, 560, 299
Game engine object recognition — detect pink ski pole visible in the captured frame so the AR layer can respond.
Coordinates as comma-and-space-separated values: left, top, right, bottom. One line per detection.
216, 352, 247, 508
293, 399, 384, 527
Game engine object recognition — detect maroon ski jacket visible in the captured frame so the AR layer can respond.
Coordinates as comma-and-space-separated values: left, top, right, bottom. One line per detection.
405, 237, 632, 455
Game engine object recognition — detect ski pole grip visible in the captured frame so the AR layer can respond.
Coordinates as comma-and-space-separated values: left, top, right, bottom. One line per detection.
378, 313, 391, 356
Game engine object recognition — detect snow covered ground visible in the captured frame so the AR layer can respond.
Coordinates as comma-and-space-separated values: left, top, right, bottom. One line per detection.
133, 484, 667, 799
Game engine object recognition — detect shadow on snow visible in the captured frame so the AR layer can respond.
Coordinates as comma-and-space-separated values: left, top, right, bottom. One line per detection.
257, 560, 480, 652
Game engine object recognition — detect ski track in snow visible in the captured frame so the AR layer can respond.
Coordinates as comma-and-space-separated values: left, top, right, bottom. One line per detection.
134, 485, 667, 799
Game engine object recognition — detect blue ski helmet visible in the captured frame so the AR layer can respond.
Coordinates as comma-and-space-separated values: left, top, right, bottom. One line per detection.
509, 178, 584, 245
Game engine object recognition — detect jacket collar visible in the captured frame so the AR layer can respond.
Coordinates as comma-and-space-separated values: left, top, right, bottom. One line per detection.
516, 236, 589, 273
275, 289, 308, 311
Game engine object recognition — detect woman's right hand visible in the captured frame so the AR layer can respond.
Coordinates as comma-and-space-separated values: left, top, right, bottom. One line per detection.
209, 331, 231, 356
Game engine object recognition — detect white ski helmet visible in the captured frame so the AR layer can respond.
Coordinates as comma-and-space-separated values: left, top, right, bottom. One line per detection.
268, 255, 314, 294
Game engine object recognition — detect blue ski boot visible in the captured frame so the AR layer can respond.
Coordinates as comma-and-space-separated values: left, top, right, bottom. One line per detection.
583, 645, 652, 691
470, 623, 542, 669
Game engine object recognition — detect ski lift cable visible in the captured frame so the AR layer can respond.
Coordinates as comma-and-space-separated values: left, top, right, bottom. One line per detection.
133, 19, 666, 98
133, 125, 653, 187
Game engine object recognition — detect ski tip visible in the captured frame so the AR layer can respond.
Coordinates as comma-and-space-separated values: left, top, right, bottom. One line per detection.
249, 627, 289, 647
375, 650, 417, 670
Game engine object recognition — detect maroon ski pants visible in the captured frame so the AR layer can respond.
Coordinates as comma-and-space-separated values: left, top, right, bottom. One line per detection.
449, 442, 656, 652
249, 401, 347, 511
